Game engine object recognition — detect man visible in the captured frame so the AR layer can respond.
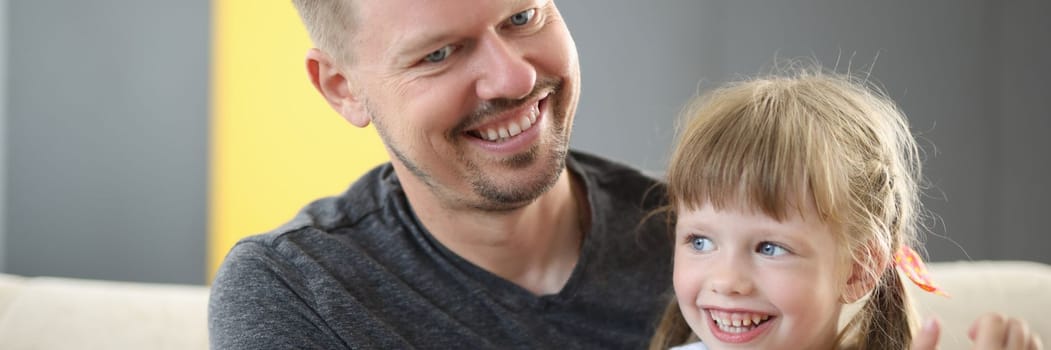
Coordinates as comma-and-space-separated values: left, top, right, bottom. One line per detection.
209, 0, 673, 349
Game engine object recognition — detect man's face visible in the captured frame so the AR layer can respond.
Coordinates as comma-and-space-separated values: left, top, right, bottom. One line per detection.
346, 0, 580, 211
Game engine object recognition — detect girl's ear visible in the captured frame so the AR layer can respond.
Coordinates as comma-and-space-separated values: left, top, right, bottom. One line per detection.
842, 246, 887, 303
842, 261, 877, 303
305, 48, 371, 127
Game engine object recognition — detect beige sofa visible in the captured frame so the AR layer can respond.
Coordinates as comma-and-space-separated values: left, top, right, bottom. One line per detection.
905, 261, 1051, 348
0, 260, 1047, 349
0, 274, 208, 349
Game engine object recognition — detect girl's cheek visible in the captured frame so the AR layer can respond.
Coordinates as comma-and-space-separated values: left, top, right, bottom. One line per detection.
672, 253, 705, 300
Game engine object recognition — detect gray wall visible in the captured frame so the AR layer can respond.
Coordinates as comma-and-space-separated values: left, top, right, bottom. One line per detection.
990, 2, 1051, 266
561, 0, 1051, 264
0, 0, 7, 272
4, 0, 209, 284
1, 0, 1047, 285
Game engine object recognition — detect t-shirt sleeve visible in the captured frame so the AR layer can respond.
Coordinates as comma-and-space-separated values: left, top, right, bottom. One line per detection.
208, 241, 347, 350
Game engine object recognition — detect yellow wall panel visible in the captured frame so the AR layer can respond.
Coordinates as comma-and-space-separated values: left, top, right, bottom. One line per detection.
209, 0, 388, 279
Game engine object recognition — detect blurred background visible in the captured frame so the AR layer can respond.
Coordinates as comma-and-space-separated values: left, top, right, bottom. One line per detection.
0, 0, 1047, 285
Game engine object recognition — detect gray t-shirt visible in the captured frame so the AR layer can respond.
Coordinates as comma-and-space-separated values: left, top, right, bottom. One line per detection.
209, 151, 673, 349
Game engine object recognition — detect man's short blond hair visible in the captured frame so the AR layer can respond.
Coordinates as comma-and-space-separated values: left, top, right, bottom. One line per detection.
291, 0, 356, 63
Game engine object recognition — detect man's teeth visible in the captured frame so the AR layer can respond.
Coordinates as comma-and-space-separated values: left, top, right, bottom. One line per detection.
472, 104, 539, 141
709, 311, 771, 333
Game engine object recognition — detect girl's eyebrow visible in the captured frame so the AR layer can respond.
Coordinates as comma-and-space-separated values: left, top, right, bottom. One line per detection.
676, 215, 714, 232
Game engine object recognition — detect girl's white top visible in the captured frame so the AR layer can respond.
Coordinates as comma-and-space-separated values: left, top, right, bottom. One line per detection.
670, 342, 708, 350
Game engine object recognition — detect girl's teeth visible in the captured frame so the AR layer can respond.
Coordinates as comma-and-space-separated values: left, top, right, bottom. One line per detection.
710, 311, 772, 331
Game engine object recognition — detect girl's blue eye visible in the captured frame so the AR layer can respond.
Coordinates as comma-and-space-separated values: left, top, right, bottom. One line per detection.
757, 242, 788, 256
509, 9, 535, 26
424, 46, 454, 63
689, 235, 714, 252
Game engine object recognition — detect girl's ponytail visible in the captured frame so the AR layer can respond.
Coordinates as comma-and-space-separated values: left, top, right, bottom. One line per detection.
841, 265, 917, 350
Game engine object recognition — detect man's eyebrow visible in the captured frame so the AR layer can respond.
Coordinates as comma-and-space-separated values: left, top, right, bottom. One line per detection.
386, 0, 540, 62
510, 0, 532, 11
390, 32, 453, 61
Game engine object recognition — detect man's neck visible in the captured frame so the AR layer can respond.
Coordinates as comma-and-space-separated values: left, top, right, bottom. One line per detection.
401, 169, 589, 296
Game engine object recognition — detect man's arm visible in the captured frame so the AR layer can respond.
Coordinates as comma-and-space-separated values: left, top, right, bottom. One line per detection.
208, 241, 347, 350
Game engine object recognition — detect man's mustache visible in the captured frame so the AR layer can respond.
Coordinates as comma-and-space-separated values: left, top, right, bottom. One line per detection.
453, 77, 562, 136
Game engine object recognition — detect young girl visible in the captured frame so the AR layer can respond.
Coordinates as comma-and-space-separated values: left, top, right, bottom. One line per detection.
649, 69, 1042, 350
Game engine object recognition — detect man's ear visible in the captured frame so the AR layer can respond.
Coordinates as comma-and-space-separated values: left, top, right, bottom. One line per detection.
305, 48, 370, 127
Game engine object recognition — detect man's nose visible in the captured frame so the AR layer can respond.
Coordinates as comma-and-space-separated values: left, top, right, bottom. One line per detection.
473, 33, 536, 101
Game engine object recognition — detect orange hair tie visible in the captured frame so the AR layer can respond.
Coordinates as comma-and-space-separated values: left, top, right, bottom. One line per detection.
894, 246, 950, 297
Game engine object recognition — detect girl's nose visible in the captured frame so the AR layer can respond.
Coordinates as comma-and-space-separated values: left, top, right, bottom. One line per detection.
707, 255, 756, 297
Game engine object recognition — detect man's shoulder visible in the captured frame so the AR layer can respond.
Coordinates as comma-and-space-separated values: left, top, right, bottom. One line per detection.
277, 162, 398, 232
228, 162, 403, 257
570, 150, 666, 206
570, 150, 659, 182
570, 150, 671, 250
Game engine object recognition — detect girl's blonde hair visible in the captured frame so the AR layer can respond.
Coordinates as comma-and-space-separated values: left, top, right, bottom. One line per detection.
650, 68, 925, 350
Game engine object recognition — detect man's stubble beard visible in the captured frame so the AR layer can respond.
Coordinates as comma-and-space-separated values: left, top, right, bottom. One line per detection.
369, 77, 571, 213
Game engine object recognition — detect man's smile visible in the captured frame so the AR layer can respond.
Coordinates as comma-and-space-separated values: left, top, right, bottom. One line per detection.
466, 98, 541, 142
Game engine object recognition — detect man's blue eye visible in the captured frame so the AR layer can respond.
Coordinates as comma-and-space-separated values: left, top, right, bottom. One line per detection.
757, 242, 788, 256
509, 9, 535, 26
424, 46, 453, 63
690, 236, 714, 252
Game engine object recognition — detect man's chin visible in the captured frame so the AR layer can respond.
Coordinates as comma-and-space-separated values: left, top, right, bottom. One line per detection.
462, 123, 570, 212
470, 177, 556, 211
470, 162, 566, 211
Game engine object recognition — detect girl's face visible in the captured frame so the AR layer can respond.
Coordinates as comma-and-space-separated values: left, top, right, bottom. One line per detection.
673, 199, 853, 350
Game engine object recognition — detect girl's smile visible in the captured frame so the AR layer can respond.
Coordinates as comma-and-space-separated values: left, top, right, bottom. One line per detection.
703, 308, 776, 343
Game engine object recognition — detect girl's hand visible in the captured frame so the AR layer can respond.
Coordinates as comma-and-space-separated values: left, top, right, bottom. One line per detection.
911, 314, 1044, 350
968, 313, 1043, 350
911, 318, 942, 350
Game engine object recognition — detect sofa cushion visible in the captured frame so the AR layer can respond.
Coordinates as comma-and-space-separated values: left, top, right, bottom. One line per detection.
0, 275, 208, 350
912, 260, 1051, 348
0, 274, 26, 315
